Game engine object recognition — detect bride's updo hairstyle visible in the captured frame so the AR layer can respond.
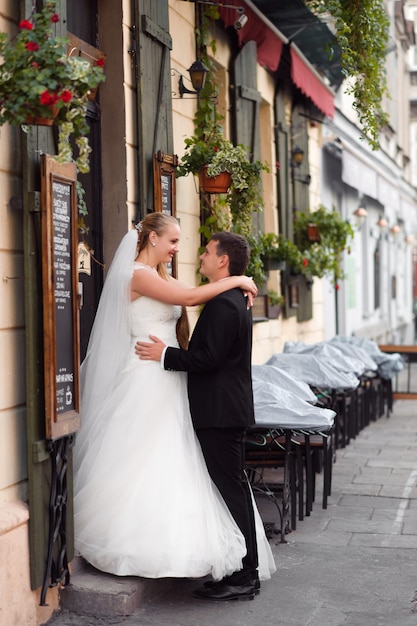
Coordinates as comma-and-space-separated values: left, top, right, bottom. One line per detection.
136, 212, 179, 280
136, 212, 190, 349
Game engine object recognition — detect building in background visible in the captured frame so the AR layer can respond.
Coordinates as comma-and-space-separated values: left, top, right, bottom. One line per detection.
320, 0, 416, 343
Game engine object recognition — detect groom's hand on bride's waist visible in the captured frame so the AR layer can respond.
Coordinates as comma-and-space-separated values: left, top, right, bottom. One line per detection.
135, 336, 166, 361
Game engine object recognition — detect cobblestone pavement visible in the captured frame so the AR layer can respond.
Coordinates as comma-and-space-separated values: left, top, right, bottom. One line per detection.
47, 400, 417, 625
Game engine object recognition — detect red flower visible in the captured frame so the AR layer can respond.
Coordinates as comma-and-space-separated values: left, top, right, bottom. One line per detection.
335, 283, 340, 291
19, 20, 33, 30
214, 146, 219, 152
26, 42, 39, 52
31, 62, 39, 68
51, 13, 60, 23
95, 58, 105, 67
40, 90, 58, 106
302, 258, 308, 267
60, 90, 73, 103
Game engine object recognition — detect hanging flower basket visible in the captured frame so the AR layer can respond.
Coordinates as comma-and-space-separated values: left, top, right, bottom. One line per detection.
198, 166, 231, 194
25, 106, 59, 126
0, 2, 106, 173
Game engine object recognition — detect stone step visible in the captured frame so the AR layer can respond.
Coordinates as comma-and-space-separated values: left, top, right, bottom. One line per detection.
59, 557, 173, 618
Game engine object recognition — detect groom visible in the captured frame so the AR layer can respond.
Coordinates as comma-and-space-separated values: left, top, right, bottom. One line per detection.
136, 231, 259, 601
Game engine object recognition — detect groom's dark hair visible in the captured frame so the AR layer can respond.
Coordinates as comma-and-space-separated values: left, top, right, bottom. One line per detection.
211, 232, 250, 276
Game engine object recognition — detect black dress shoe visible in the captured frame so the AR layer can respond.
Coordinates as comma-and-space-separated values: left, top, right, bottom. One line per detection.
193, 582, 255, 601
204, 578, 261, 595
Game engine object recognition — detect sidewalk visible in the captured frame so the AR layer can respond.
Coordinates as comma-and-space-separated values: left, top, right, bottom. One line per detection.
48, 400, 417, 625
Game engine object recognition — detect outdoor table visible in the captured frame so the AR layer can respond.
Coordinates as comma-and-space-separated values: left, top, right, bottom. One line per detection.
249, 380, 335, 541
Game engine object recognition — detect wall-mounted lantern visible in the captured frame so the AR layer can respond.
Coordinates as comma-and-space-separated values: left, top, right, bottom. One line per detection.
178, 58, 209, 98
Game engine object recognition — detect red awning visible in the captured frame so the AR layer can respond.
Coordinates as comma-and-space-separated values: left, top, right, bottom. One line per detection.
218, 1, 335, 119
218, 3, 284, 72
290, 47, 335, 119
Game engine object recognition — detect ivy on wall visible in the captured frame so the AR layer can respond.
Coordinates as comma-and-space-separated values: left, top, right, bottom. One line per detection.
306, 0, 390, 150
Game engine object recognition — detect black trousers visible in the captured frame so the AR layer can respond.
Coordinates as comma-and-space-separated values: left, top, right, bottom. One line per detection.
196, 427, 258, 585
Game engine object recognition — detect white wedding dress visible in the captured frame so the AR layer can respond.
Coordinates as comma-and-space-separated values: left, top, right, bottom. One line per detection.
74, 259, 276, 581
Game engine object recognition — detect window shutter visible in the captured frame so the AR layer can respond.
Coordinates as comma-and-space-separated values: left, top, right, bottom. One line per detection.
292, 105, 312, 322
233, 41, 263, 231
233, 41, 261, 159
297, 275, 313, 322
275, 90, 291, 239
134, 0, 173, 213
292, 106, 310, 215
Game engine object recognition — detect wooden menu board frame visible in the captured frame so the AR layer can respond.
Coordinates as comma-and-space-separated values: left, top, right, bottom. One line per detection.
153, 150, 178, 276
40, 155, 81, 440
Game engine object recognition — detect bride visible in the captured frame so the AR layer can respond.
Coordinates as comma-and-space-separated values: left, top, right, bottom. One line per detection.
73, 212, 275, 586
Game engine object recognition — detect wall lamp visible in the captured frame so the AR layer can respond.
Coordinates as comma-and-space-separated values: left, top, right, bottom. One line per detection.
370, 215, 388, 241
352, 206, 368, 230
291, 146, 310, 184
376, 216, 388, 230
178, 58, 209, 98
292, 146, 304, 167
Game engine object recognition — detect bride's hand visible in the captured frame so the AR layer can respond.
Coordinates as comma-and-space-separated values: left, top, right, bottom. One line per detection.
238, 276, 257, 309
239, 275, 258, 296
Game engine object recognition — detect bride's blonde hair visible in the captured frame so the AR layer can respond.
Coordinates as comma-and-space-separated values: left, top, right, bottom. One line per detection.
136, 212, 190, 349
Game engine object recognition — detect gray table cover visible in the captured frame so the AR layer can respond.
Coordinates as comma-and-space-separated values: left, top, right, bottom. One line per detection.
252, 364, 318, 403
266, 353, 359, 390
252, 381, 335, 432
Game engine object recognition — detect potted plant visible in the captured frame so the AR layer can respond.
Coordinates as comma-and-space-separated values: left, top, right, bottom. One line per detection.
247, 231, 307, 288
0, 1, 106, 173
267, 290, 285, 319
177, 124, 268, 237
176, 127, 232, 193
293, 206, 354, 285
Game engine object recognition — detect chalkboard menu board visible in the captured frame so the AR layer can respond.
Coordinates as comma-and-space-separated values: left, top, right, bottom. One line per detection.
153, 150, 177, 217
153, 151, 178, 277
41, 155, 80, 440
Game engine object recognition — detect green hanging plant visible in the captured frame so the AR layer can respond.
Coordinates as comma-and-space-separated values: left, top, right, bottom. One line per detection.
306, 0, 390, 150
293, 206, 354, 284
176, 2, 268, 248
246, 206, 354, 288
177, 124, 268, 238
246, 231, 307, 288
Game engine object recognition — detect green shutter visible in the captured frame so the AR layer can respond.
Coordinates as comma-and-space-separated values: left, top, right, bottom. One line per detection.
277, 99, 313, 321
233, 41, 263, 232
292, 105, 312, 322
134, 0, 173, 215
275, 90, 291, 239
292, 106, 310, 214
233, 41, 261, 159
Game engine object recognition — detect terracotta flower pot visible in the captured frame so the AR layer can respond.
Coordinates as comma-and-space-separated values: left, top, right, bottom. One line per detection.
25, 106, 59, 126
267, 304, 282, 319
307, 223, 320, 242
199, 166, 231, 194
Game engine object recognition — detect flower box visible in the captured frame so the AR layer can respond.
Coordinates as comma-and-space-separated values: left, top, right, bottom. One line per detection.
267, 303, 282, 319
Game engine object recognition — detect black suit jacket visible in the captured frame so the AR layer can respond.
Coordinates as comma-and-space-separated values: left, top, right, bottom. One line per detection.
164, 288, 255, 430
